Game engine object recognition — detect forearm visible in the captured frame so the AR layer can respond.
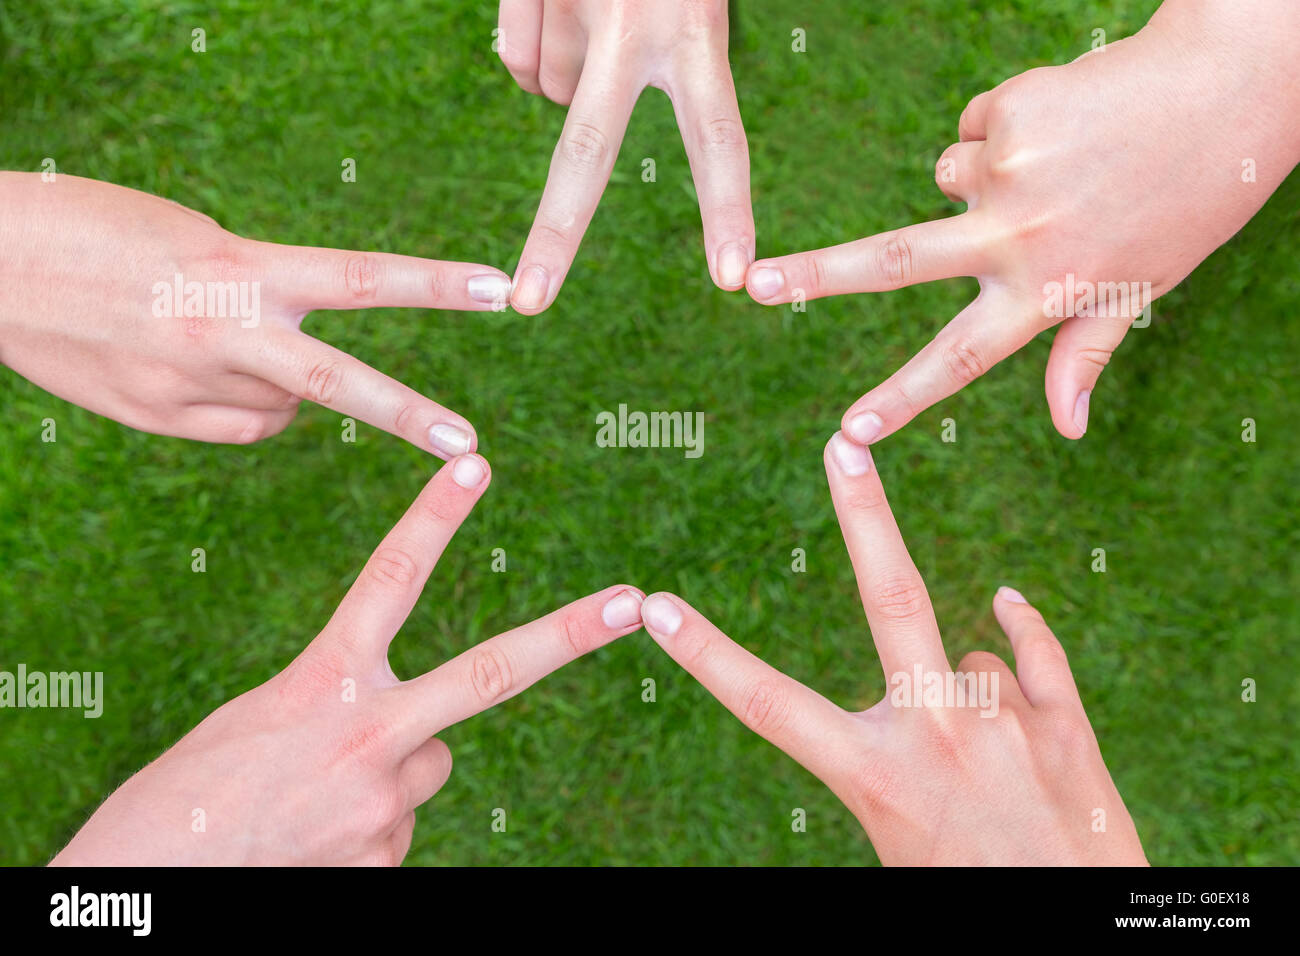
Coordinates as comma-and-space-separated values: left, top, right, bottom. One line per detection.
1145, 0, 1300, 161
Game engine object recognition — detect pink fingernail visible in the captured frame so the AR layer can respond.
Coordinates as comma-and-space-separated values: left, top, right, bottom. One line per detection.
997, 586, 1028, 604
451, 454, 486, 489
1073, 390, 1091, 436
429, 423, 472, 457
748, 266, 784, 299
468, 274, 511, 304
846, 411, 884, 444
601, 590, 644, 629
716, 243, 750, 289
829, 430, 873, 476
511, 265, 549, 311
641, 595, 682, 636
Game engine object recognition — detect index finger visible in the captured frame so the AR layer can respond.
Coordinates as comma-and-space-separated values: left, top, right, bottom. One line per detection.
236, 328, 479, 459
824, 432, 949, 680
637, 592, 861, 788
320, 454, 492, 667
249, 241, 512, 313
509, 51, 640, 314
391, 585, 646, 747
744, 214, 988, 305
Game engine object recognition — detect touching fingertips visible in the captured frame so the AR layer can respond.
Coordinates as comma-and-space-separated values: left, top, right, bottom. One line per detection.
716, 242, 750, 289
747, 265, 784, 300
429, 423, 472, 458
828, 430, 873, 476
511, 264, 549, 311
600, 589, 644, 629
450, 454, 488, 490
467, 273, 511, 305
1072, 389, 1091, 437
845, 410, 884, 444
640, 594, 683, 637
996, 585, 1028, 605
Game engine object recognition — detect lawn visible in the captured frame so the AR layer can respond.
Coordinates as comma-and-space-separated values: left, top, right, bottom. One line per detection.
0, 0, 1296, 865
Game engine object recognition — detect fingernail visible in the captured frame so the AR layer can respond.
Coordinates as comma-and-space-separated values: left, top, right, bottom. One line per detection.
601, 589, 644, 629
451, 454, 486, 489
997, 586, 1028, 604
716, 242, 750, 289
748, 266, 784, 299
846, 411, 884, 444
429, 423, 472, 457
1073, 390, 1091, 436
829, 430, 873, 476
511, 265, 549, 311
467, 274, 511, 304
641, 594, 682, 636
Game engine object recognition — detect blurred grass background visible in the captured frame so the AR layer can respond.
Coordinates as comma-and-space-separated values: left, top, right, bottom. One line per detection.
0, 0, 1296, 865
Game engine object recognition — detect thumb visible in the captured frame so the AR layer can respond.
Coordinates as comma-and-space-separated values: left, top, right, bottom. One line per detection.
1044, 314, 1132, 440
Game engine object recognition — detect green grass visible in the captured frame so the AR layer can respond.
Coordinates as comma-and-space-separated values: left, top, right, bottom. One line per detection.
1, 0, 1297, 865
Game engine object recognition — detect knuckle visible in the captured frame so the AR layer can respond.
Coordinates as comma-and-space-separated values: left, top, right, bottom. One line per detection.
1045, 713, 1094, 756
336, 720, 393, 770
699, 116, 747, 156
874, 234, 914, 289
671, 622, 713, 668
739, 680, 791, 736
839, 482, 889, 518
559, 612, 598, 657
498, 43, 533, 73
1074, 345, 1115, 373
870, 574, 931, 626
425, 262, 445, 304
844, 757, 899, 816
559, 121, 612, 174
1028, 632, 1071, 670
807, 252, 831, 298
231, 413, 272, 445
418, 486, 461, 525
537, 68, 577, 105
940, 338, 989, 385
279, 647, 347, 704
360, 779, 406, 835
392, 403, 422, 437
529, 219, 573, 252
199, 241, 252, 284
468, 647, 515, 704
302, 359, 344, 406
364, 546, 421, 591
343, 253, 382, 300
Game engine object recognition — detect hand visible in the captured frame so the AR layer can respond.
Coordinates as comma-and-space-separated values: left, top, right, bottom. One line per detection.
744, 1, 1300, 441
0, 173, 514, 456
51, 455, 645, 865
497, 0, 753, 313
638, 432, 1146, 865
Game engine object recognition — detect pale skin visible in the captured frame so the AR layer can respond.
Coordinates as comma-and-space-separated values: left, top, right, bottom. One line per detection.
639, 432, 1147, 865
743, 0, 1300, 442
497, 0, 754, 313
0, 172, 514, 456
51, 455, 646, 865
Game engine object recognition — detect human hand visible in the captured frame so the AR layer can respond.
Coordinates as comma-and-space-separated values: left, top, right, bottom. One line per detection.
0, 173, 513, 456
497, 0, 753, 312
638, 432, 1147, 865
52, 455, 645, 865
744, 1, 1300, 441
